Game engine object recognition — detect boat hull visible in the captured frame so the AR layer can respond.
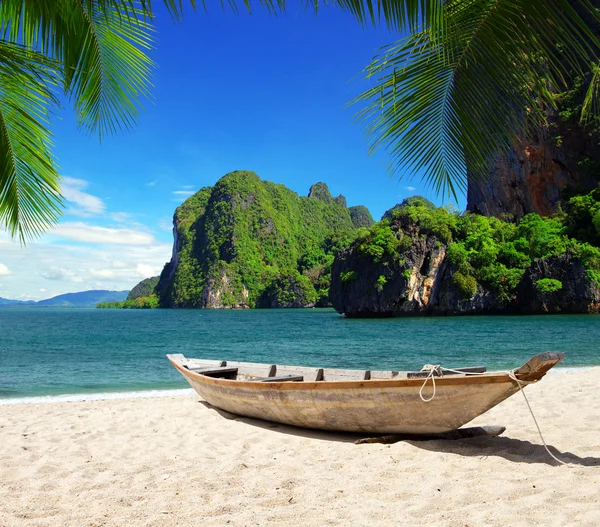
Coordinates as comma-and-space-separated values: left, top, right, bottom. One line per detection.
172, 361, 522, 434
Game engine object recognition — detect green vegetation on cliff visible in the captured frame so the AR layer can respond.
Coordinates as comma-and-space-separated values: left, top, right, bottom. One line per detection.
349, 206, 374, 228
351, 190, 600, 302
126, 277, 159, 301
158, 171, 370, 308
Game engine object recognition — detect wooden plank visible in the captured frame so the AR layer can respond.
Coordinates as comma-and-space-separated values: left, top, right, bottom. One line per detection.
355, 425, 506, 444
166, 353, 185, 362
226, 361, 275, 379
187, 367, 238, 379
407, 366, 486, 379
513, 352, 565, 381
276, 365, 323, 382
252, 375, 304, 383
185, 358, 226, 369
322, 369, 370, 381
370, 370, 403, 380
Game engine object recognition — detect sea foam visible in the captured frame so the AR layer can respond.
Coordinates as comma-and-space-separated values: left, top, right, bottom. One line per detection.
0, 388, 194, 405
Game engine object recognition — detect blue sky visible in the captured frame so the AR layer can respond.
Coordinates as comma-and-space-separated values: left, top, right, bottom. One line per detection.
0, 3, 463, 300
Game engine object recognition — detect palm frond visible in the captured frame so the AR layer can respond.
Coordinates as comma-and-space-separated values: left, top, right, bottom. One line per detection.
327, 0, 444, 33
0, 0, 155, 137
67, 1, 155, 136
0, 41, 62, 241
353, 0, 600, 199
582, 61, 600, 123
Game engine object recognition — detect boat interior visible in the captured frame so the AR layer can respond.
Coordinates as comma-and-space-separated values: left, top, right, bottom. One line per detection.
168, 354, 487, 382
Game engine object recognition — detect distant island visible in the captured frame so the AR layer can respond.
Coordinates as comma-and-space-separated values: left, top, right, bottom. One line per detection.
98, 170, 600, 316
155, 170, 373, 309
1, 290, 128, 308
96, 278, 159, 309
330, 196, 600, 316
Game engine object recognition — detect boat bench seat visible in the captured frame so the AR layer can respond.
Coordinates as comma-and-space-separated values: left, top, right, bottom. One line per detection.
322, 368, 371, 381
185, 366, 238, 379
252, 375, 304, 383
406, 366, 486, 378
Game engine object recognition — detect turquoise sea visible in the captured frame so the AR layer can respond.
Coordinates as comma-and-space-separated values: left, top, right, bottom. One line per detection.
1, 308, 599, 401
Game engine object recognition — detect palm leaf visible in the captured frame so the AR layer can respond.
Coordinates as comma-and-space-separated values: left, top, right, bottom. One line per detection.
0, 41, 62, 241
353, 0, 600, 199
0, 0, 155, 137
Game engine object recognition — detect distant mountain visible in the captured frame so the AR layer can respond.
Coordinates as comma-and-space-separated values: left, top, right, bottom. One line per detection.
0, 290, 129, 308
0, 298, 36, 306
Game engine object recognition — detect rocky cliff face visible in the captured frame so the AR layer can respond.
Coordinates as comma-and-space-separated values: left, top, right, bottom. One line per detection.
518, 254, 600, 314
157, 171, 371, 309
467, 114, 600, 219
330, 206, 600, 317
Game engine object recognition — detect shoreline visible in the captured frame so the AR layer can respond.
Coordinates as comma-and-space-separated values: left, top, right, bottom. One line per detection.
0, 387, 193, 405
0, 365, 597, 406
1, 366, 599, 526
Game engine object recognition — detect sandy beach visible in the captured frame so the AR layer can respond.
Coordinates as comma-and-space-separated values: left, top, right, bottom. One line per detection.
1, 369, 599, 527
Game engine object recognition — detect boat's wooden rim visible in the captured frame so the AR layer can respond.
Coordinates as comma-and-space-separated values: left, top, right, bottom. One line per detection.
169, 357, 519, 390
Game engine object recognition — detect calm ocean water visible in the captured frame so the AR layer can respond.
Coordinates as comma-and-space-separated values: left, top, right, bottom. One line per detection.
0, 308, 599, 401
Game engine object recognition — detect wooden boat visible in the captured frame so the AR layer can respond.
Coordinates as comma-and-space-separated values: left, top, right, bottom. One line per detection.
167, 352, 563, 434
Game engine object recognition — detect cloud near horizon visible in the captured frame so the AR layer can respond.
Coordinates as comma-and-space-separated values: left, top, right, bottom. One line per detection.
61, 177, 106, 216
0, 235, 171, 300
51, 222, 155, 245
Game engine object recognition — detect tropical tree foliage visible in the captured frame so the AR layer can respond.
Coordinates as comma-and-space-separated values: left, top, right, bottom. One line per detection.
353, 0, 600, 198
2, 0, 600, 239
352, 190, 600, 301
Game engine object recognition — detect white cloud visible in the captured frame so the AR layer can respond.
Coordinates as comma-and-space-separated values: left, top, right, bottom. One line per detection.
147, 179, 158, 187
51, 222, 155, 245
109, 260, 129, 269
0, 237, 172, 299
172, 190, 196, 197
109, 212, 133, 223
402, 186, 417, 192
89, 269, 118, 279
61, 177, 106, 216
41, 266, 84, 283
0, 263, 11, 276
136, 263, 159, 278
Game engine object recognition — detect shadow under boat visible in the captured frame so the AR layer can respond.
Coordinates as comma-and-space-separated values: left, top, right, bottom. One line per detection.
199, 401, 600, 467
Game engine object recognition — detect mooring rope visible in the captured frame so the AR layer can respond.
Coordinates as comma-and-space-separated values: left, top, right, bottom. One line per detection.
418, 364, 441, 402
418, 364, 577, 466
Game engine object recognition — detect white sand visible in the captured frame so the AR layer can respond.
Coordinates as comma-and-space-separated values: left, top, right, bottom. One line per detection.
1, 369, 599, 527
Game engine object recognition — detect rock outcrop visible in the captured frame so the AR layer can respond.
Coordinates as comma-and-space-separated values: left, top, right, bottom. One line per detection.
467, 117, 600, 219
157, 171, 372, 309
330, 206, 600, 317
518, 254, 600, 314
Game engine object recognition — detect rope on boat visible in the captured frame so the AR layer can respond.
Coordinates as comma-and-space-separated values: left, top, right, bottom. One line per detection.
419, 364, 441, 402
418, 364, 573, 466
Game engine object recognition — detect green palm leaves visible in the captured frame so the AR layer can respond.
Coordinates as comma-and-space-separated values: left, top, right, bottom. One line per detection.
0, 0, 155, 240
0, 42, 61, 239
1, 0, 600, 239
353, 0, 600, 199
